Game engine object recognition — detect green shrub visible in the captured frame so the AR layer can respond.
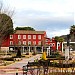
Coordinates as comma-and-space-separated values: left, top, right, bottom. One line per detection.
3, 57, 14, 61
16, 48, 21, 58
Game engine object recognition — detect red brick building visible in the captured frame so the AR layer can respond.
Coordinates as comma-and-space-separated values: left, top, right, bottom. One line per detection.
45, 37, 62, 51
1, 30, 62, 52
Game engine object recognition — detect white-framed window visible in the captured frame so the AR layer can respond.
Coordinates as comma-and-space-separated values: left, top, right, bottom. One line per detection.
28, 35, 31, 39
10, 35, 13, 39
23, 35, 26, 39
28, 41, 31, 45
18, 41, 21, 45
18, 35, 21, 39
23, 41, 26, 45
33, 35, 36, 39
38, 41, 41, 45
52, 43, 55, 47
38, 35, 41, 39
58, 43, 60, 46
10, 41, 13, 45
33, 41, 36, 45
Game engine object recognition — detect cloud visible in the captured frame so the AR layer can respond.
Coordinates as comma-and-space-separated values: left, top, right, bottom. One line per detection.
46, 28, 70, 38
2, 0, 74, 38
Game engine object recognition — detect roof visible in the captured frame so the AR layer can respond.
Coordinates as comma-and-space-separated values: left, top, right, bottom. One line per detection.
15, 30, 46, 34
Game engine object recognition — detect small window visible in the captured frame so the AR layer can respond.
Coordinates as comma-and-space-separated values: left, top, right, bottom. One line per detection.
46, 39, 48, 42
33, 41, 36, 45
50, 43, 52, 47
18, 41, 21, 45
58, 43, 60, 46
38, 41, 41, 45
33, 35, 36, 39
38, 35, 41, 39
10, 41, 13, 45
23, 35, 26, 39
23, 41, 26, 45
28, 41, 31, 45
28, 35, 31, 39
10, 35, 13, 39
52, 43, 55, 46
18, 35, 21, 39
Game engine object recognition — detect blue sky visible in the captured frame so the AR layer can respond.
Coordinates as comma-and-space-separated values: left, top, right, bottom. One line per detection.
1, 0, 75, 38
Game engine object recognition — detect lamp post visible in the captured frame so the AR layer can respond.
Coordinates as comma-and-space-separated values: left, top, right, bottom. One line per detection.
65, 34, 70, 61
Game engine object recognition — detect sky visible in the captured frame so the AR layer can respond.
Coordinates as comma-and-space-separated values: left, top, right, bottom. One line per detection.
1, 0, 75, 38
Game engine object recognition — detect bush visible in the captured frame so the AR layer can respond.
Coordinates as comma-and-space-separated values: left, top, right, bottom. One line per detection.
3, 57, 14, 61
16, 49, 21, 58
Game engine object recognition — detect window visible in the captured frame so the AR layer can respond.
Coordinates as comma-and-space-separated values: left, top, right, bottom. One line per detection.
23, 41, 26, 45
23, 35, 26, 39
38, 35, 41, 39
33, 41, 36, 45
28, 41, 31, 45
18, 41, 21, 45
10, 35, 13, 39
58, 43, 60, 46
38, 41, 41, 45
46, 39, 48, 42
18, 35, 21, 39
28, 35, 31, 39
33, 35, 36, 39
52, 43, 55, 46
10, 41, 13, 45
50, 43, 52, 47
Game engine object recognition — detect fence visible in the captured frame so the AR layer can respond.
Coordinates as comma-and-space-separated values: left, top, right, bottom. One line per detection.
23, 60, 75, 75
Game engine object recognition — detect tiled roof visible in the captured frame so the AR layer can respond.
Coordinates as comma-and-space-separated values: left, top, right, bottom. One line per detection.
15, 30, 45, 34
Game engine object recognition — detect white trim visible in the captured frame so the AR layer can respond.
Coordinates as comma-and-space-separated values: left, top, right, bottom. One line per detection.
63, 42, 75, 43
23, 41, 26, 45
10, 35, 13, 39
33, 35, 36, 39
28, 35, 31, 39
10, 41, 13, 45
18, 35, 21, 39
23, 35, 26, 39
38, 35, 41, 39
62, 42, 63, 53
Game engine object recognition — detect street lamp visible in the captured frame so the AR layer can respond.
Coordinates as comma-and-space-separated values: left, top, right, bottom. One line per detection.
67, 34, 70, 46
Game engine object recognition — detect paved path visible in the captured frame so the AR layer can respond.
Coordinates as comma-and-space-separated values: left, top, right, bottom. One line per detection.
0, 54, 42, 75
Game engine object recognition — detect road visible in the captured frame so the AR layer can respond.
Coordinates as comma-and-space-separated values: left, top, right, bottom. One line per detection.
0, 54, 42, 75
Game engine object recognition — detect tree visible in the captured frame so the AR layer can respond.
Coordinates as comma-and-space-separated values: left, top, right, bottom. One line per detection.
0, 2, 13, 49
54, 36, 64, 50
16, 48, 21, 58
70, 25, 75, 34
0, 14, 13, 46
55, 36, 64, 42
15, 27, 35, 31
54, 36, 59, 42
